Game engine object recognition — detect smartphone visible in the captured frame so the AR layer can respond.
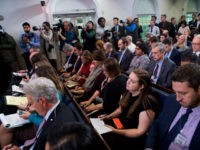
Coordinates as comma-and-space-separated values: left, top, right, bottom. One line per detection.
113, 118, 124, 129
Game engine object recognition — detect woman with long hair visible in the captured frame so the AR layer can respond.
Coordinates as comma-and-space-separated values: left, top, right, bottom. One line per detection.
101, 68, 160, 150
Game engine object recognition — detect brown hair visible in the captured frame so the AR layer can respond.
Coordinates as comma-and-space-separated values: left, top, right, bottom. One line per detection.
103, 58, 121, 78
92, 49, 105, 62
35, 65, 64, 96
81, 50, 93, 63
120, 69, 158, 119
95, 40, 104, 51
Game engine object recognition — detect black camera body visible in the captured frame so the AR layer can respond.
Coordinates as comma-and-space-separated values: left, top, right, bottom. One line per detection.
104, 30, 111, 37
32, 26, 44, 31
53, 19, 63, 32
120, 20, 126, 24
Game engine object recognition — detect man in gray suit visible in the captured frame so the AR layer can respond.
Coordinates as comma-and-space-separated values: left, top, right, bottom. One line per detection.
147, 42, 176, 88
3, 77, 78, 150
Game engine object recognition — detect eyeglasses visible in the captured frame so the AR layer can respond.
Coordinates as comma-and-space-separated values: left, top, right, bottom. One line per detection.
128, 77, 139, 84
192, 43, 200, 46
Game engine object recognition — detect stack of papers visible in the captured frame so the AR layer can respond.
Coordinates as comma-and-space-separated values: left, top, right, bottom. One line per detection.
12, 85, 24, 93
90, 118, 111, 134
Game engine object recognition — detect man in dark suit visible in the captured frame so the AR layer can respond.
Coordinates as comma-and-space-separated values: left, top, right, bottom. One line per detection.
163, 38, 181, 66
104, 42, 119, 61
145, 64, 200, 150
3, 77, 78, 150
158, 14, 171, 35
147, 42, 176, 88
118, 37, 134, 73
169, 17, 178, 40
191, 34, 200, 65
62, 44, 77, 73
111, 17, 125, 50
188, 13, 197, 32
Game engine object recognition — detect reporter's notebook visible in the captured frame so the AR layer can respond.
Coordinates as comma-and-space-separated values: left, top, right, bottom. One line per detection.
0, 113, 30, 128
5, 96, 28, 106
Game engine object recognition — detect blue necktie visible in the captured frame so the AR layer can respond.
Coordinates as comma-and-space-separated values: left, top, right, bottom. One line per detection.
160, 108, 192, 150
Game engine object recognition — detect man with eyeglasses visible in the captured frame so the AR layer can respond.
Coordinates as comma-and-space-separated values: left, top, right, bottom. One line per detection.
147, 42, 176, 89
191, 34, 200, 64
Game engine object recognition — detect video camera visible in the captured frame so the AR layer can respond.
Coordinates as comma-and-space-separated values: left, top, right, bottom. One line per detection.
104, 30, 111, 37
53, 19, 63, 32
120, 19, 127, 24
32, 26, 44, 31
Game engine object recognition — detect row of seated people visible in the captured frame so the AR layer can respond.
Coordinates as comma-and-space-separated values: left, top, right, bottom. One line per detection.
0, 51, 110, 150
59, 35, 200, 92
67, 61, 200, 150
0, 41, 199, 150
0, 47, 163, 150
60, 40, 199, 149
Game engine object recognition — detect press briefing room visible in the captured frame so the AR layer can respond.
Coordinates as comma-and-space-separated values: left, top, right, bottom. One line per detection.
0, 0, 200, 150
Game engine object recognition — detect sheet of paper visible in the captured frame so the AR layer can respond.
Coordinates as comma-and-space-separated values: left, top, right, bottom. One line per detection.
6, 96, 28, 106
0, 113, 29, 128
12, 85, 24, 93
12, 72, 26, 77
90, 118, 111, 134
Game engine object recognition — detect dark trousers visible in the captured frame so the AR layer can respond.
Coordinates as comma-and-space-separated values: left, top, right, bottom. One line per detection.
22, 52, 31, 71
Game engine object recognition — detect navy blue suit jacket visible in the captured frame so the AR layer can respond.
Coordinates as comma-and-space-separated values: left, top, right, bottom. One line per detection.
169, 48, 181, 66
106, 50, 119, 61
119, 49, 134, 73
145, 94, 200, 150
33, 102, 78, 150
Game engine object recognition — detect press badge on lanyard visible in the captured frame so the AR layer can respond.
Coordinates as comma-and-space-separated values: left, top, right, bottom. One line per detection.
174, 130, 187, 147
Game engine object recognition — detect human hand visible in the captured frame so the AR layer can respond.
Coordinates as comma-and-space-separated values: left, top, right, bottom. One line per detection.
85, 104, 96, 112
3, 144, 20, 150
98, 114, 109, 120
105, 124, 115, 130
63, 72, 70, 78
80, 101, 90, 108
19, 111, 31, 119
18, 103, 28, 110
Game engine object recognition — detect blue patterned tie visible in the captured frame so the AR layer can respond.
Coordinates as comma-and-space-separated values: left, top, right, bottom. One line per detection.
160, 108, 192, 150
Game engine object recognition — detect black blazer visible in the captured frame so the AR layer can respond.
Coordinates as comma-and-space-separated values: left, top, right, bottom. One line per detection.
147, 58, 176, 88
169, 23, 178, 39
119, 49, 134, 73
169, 48, 181, 66
73, 56, 82, 74
111, 25, 125, 41
146, 94, 200, 150
33, 102, 78, 150
65, 52, 77, 72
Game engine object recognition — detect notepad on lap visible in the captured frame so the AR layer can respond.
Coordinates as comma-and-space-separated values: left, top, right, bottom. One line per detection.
90, 118, 111, 134
65, 80, 78, 88
0, 113, 30, 128
5, 96, 28, 106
